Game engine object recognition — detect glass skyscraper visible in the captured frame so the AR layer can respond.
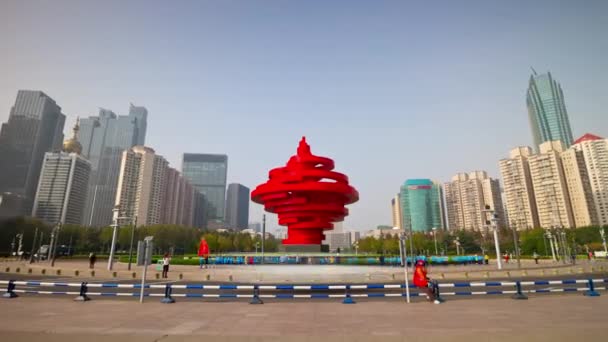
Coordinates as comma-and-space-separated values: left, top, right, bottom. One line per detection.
225, 183, 250, 230
78, 105, 147, 227
527, 71, 574, 151
0, 90, 66, 215
182, 153, 228, 227
400, 179, 445, 232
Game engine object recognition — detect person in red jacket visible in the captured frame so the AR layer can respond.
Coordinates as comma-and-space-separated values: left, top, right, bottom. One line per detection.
198, 238, 209, 269
413, 259, 440, 304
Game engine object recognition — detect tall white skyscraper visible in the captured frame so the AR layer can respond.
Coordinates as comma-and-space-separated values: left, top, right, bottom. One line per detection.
571, 134, 608, 225
499, 147, 540, 230
32, 121, 90, 225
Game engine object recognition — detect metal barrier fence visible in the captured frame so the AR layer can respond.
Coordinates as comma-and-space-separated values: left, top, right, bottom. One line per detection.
2, 278, 605, 304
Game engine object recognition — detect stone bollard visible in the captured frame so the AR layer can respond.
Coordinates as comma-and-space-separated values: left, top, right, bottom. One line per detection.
28, 268, 32, 274
522, 270, 528, 276
505, 271, 511, 278
392, 273, 396, 280
112, 271, 117, 278
132, 272, 137, 279
228, 274, 233, 282
5, 267, 10, 273
484, 271, 490, 278
179, 273, 183, 280
15, 267, 20, 273
90, 270, 95, 277
56, 269, 61, 276
74, 270, 79, 276
541, 269, 545, 276
41, 269, 46, 275
155, 273, 160, 279
205, 274, 211, 281
464, 272, 469, 278
440, 273, 445, 279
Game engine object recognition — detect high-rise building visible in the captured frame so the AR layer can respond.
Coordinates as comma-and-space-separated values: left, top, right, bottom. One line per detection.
78, 106, 147, 226
160, 167, 201, 227
248, 222, 262, 233
32, 121, 91, 225
0, 90, 66, 215
115, 146, 168, 226
444, 171, 505, 231
182, 153, 228, 227
499, 147, 540, 230
225, 183, 250, 230
391, 194, 402, 229
527, 71, 574, 150
400, 179, 445, 232
571, 134, 608, 225
561, 140, 599, 227
528, 141, 575, 229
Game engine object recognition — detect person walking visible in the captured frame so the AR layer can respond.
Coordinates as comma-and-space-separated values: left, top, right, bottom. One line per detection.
88, 252, 96, 269
484, 253, 490, 265
413, 259, 440, 304
504, 252, 510, 264
198, 237, 209, 269
162, 253, 171, 278
533, 251, 539, 264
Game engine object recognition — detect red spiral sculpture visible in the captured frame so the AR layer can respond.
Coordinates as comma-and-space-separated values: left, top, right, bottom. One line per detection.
251, 137, 359, 245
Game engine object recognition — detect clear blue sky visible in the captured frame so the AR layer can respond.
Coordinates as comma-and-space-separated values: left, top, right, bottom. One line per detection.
1, 0, 607, 233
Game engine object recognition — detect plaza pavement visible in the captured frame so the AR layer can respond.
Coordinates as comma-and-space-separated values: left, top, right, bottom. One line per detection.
0, 293, 606, 341
2, 258, 607, 283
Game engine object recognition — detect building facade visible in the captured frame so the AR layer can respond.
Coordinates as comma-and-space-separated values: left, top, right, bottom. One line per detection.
225, 183, 250, 230
0, 90, 66, 215
571, 134, 608, 225
499, 147, 540, 230
31, 121, 91, 225
160, 167, 202, 227
527, 71, 574, 150
561, 142, 598, 227
182, 153, 228, 227
78, 106, 147, 226
528, 141, 575, 229
400, 179, 445, 232
444, 171, 505, 231
115, 146, 168, 226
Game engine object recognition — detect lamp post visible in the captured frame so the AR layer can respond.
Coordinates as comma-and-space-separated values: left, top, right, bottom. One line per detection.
107, 206, 120, 271
393, 227, 410, 303
261, 214, 266, 265
455, 237, 461, 256
127, 216, 138, 271
353, 241, 359, 256
483, 205, 502, 270
432, 227, 438, 256
394, 227, 404, 266
140, 235, 154, 303
600, 228, 607, 256
29, 227, 38, 264
50, 223, 62, 267
546, 230, 557, 261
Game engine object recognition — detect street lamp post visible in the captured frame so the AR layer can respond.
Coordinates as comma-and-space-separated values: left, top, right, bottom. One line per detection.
483, 206, 502, 270
393, 227, 410, 303
107, 206, 121, 271
455, 237, 461, 256
127, 216, 138, 271
432, 227, 438, 256
600, 228, 607, 256
546, 230, 557, 261
140, 236, 154, 303
50, 223, 62, 267
29, 227, 39, 264
394, 227, 404, 266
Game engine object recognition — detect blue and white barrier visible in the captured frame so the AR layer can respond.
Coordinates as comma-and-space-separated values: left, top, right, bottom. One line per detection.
2, 278, 606, 303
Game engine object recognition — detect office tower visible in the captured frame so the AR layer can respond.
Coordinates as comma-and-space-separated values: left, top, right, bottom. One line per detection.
571, 134, 608, 225
444, 171, 505, 231
528, 141, 574, 229
325, 230, 352, 252
527, 71, 574, 150
248, 222, 262, 232
32, 121, 91, 225
182, 153, 228, 227
160, 167, 199, 227
0, 90, 66, 215
499, 147, 540, 230
115, 146, 168, 226
225, 183, 250, 230
400, 179, 445, 232
391, 194, 402, 229
78, 106, 147, 226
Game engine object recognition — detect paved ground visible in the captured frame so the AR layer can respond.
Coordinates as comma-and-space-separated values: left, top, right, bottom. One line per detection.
0, 294, 606, 341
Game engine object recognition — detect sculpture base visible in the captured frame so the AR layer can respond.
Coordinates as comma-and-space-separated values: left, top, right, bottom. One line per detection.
279, 244, 329, 253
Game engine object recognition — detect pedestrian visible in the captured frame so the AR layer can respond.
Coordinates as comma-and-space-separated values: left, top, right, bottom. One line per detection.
484, 253, 489, 265
504, 252, 510, 264
413, 259, 440, 304
198, 237, 209, 269
533, 251, 539, 264
587, 251, 593, 261
162, 253, 171, 278
89, 252, 96, 269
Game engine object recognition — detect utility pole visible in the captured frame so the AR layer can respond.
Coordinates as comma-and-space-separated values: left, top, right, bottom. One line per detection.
29, 227, 39, 264
483, 205, 502, 270
128, 216, 138, 271
107, 205, 120, 271
261, 214, 266, 265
